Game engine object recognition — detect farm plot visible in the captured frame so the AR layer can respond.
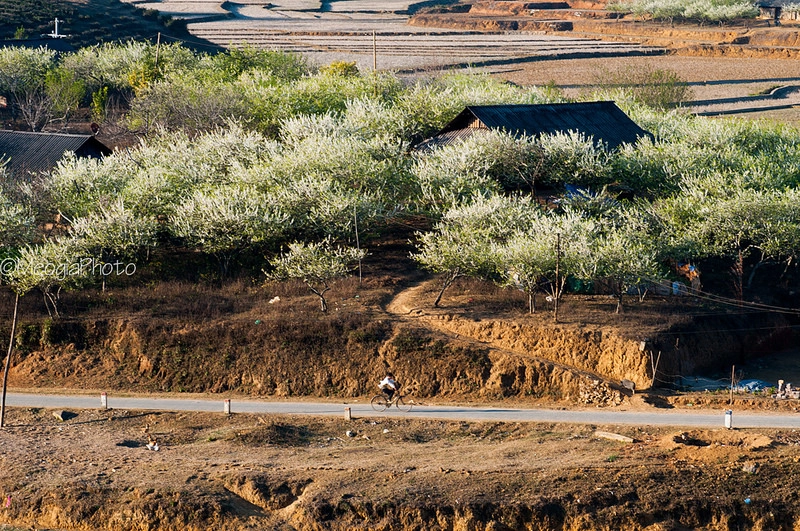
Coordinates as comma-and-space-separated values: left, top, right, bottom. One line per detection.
130, 0, 228, 19
188, 21, 663, 71
127, 0, 663, 71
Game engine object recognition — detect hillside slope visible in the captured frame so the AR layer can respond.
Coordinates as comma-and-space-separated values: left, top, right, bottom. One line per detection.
0, 0, 214, 49
2, 233, 796, 407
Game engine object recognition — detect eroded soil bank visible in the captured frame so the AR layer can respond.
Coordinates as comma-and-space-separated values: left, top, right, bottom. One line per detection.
2, 408, 800, 531
6, 277, 794, 409
2, 272, 798, 530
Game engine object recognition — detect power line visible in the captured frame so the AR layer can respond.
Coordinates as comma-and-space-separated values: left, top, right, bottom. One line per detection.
642, 274, 800, 316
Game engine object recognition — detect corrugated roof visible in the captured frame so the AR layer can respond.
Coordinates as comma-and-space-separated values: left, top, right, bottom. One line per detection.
420, 101, 652, 151
0, 131, 112, 177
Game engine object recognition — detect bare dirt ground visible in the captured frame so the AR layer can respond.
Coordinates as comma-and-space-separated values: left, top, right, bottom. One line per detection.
3, 273, 800, 530
3, 404, 800, 530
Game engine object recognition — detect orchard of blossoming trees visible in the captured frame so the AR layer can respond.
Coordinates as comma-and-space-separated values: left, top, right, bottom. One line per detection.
3, 42, 800, 316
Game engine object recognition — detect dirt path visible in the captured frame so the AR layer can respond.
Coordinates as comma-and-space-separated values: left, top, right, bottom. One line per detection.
383, 278, 634, 404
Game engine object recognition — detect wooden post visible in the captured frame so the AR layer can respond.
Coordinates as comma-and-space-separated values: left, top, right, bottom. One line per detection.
729, 365, 735, 405
155, 32, 161, 73
649, 351, 661, 389
354, 205, 361, 285
1, 293, 19, 428
554, 233, 561, 323
372, 30, 377, 71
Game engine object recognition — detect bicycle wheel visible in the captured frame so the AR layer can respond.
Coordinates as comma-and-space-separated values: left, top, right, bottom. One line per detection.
395, 396, 412, 412
371, 394, 389, 412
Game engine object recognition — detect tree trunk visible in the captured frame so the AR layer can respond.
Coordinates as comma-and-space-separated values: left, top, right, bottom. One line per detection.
1, 292, 20, 428
731, 250, 744, 302
528, 291, 536, 314
309, 284, 330, 313
433, 269, 459, 308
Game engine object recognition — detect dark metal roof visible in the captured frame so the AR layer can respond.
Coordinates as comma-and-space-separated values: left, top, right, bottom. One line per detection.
0, 131, 112, 178
418, 101, 652, 151
756, 0, 791, 7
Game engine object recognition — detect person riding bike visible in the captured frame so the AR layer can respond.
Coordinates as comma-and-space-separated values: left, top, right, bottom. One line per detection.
378, 372, 400, 401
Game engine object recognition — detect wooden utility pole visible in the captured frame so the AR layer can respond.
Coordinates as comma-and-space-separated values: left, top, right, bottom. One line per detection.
372, 30, 377, 71
155, 32, 161, 72
554, 233, 561, 323
354, 205, 362, 285
1, 293, 19, 428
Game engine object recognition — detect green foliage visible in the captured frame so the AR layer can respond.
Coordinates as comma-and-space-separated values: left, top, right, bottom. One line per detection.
0, 186, 35, 248
208, 47, 312, 81
91, 86, 109, 123
320, 61, 359, 77
13, 26, 26, 39
267, 239, 366, 312
62, 42, 172, 95
612, 0, 758, 22
126, 75, 247, 134
412, 131, 542, 214
589, 64, 693, 110
44, 66, 87, 123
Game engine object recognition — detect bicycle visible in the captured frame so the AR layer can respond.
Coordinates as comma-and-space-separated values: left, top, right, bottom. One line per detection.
371, 392, 412, 412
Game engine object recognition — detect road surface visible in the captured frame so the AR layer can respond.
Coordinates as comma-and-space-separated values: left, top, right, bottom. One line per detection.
5, 392, 800, 428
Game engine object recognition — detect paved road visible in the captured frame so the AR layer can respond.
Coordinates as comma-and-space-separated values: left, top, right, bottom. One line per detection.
6, 392, 800, 429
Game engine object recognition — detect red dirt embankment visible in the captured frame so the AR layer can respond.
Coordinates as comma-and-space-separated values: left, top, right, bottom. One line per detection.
410, 1, 800, 59
5, 274, 796, 409
2, 267, 800, 530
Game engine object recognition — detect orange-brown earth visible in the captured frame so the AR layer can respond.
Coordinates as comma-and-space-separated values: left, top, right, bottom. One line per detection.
2, 232, 800, 530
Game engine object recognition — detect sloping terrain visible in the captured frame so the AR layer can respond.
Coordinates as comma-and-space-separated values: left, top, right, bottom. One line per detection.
410, 0, 800, 60
2, 229, 796, 407
2, 401, 800, 530
0, 0, 212, 48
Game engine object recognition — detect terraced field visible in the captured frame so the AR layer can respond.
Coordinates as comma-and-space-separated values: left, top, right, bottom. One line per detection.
124, 0, 800, 118
124, 0, 664, 72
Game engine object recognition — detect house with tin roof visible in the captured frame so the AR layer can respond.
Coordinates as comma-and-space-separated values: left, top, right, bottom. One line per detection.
416, 101, 653, 151
0, 130, 112, 179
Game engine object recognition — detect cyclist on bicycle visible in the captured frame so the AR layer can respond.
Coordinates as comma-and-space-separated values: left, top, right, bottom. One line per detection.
378, 372, 400, 401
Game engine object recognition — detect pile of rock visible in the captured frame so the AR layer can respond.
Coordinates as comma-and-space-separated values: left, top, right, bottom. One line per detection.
579, 378, 623, 405
773, 379, 800, 399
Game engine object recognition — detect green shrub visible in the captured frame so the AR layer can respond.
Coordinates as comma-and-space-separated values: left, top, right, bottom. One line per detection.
589, 64, 693, 110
